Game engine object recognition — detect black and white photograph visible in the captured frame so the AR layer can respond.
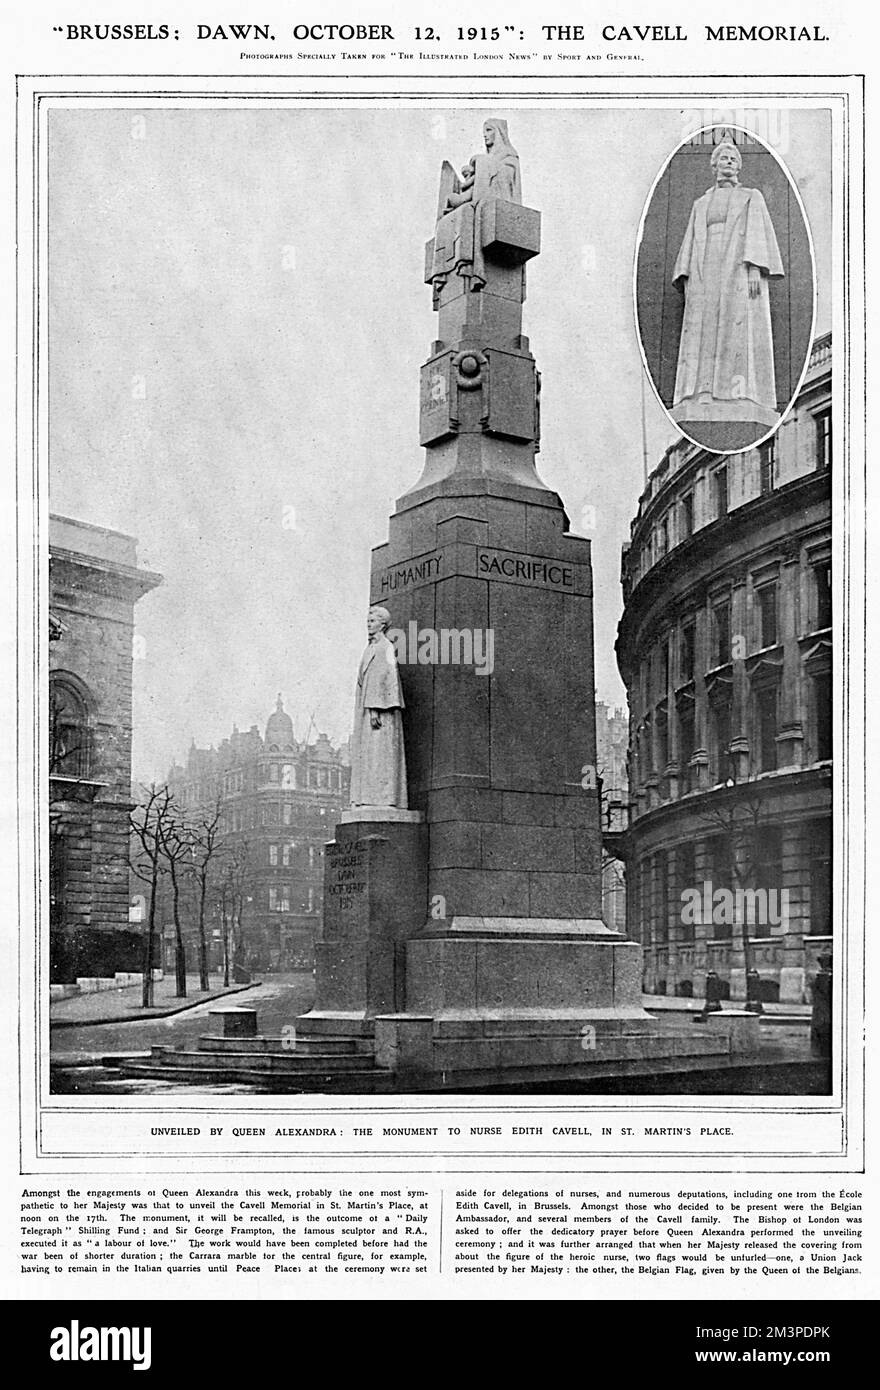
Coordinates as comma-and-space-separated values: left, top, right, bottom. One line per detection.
41, 101, 836, 1099
2, 1, 873, 1323
635, 123, 816, 452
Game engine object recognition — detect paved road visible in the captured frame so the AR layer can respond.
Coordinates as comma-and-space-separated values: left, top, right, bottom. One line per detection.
51, 972, 315, 1061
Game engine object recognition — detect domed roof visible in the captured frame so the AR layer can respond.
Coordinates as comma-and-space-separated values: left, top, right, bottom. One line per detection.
265, 694, 294, 748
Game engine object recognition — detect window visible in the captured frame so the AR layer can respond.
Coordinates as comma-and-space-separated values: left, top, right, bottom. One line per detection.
657, 640, 670, 699
640, 660, 650, 712
656, 708, 669, 772
49, 678, 90, 778
759, 437, 776, 494
281, 763, 295, 788
714, 466, 728, 518
681, 492, 694, 540
757, 583, 778, 648
269, 885, 291, 913
656, 516, 668, 559
707, 835, 733, 938
712, 600, 731, 666
282, 842, 294, 867
269, 763, 280, 783
814, 563, 832, 630
283, 803, 293, 826
678, 703, 695, 776
642, 715, 654, 778
712, 700, 732, 782
678, 842, 696, 943
815, 409, 832, 470
268, 845, 278, 866
755, 685, 779, 772
49, 825, 67, 929
755, 825, 783, 898
813, 672, 832, 761
653, 853, 669, 944
637, 859, 651, 947
680, 624, 696, 683
808, 819, 832, 935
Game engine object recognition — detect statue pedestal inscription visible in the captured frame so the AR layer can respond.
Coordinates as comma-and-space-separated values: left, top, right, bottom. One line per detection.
297, 819, 428, 1036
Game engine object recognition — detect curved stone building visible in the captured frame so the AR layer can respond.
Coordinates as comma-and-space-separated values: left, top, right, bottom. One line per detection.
615, 333, 832, 1004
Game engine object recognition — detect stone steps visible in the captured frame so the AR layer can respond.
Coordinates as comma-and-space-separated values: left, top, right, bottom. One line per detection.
197, 1035, 369, 1056
148, 1045, 376, 1074
118, 1060, 393, 1092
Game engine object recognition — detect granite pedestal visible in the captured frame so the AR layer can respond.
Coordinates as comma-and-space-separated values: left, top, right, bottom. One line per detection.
296, 814, 428, 1038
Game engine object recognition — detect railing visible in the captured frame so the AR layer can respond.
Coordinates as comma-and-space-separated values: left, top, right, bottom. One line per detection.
809, 331, 832, 369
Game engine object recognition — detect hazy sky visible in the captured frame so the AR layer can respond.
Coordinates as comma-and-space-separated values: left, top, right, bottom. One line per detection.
47, 104, 831, 780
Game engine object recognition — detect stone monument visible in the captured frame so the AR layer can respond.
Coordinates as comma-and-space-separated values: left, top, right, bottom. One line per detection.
113, 123, 758, 1089
672, 134, 784, 433
297, 120, 676, 1084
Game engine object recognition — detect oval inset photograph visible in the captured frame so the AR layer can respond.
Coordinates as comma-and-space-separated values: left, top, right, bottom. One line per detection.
635, 124, 816, 454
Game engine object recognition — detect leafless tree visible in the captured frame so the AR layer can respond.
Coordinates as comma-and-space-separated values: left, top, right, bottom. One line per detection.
130, 785, 174, 1008
217, 872, 234, 988
156, 799, 193, 998
699, 770, 770, 1002
228, 839, 253, 975
188, 796, 226, 991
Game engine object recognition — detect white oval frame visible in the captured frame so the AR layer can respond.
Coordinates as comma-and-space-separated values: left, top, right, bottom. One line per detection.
632, 121, 818, 457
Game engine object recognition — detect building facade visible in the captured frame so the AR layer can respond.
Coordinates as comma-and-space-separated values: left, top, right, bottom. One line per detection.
615, 333, 832, 1003
595, 700, 629, 934
167, 699, 350, 971
49, 515, 162, 981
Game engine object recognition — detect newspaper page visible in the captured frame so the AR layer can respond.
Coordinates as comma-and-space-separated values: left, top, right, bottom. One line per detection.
1, 0, 875, 1350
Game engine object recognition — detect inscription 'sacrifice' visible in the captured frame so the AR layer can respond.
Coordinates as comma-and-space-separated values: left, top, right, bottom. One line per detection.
477, 549, 574, 590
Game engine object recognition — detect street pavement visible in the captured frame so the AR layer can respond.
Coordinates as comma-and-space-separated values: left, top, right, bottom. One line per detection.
50, 972, 316, 1062
51, 973, 259, 1026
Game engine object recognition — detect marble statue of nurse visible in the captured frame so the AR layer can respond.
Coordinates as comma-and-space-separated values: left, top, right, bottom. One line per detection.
671, 135, 785, 428
348, 606, 409, 809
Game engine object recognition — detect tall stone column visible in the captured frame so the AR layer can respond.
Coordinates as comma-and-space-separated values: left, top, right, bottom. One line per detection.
776, 545, 806, 769
304, 121, 646, 1058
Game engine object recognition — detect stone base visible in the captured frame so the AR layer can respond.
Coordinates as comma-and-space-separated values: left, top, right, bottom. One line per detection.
672, 393, 779, 426
340, 806, 424, 824
779, 965, 806, 1004
297, 818, 429, 1027
209, 1007, 258, 1039
406, 924, 644, 1017
703, 1009, 762, 1057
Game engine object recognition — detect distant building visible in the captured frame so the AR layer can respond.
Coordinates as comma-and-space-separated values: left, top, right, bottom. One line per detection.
615, 333, 832, 1003
49, 515, 162, 981
167, 698, 350, 970
595, 700, 628, 933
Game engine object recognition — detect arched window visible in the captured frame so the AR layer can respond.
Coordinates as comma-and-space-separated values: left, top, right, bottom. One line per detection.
49, 674, 92, 778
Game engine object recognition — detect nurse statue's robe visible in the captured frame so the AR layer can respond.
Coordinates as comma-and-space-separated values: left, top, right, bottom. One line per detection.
672, 182, 785, 426
349, 632, 409, 809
